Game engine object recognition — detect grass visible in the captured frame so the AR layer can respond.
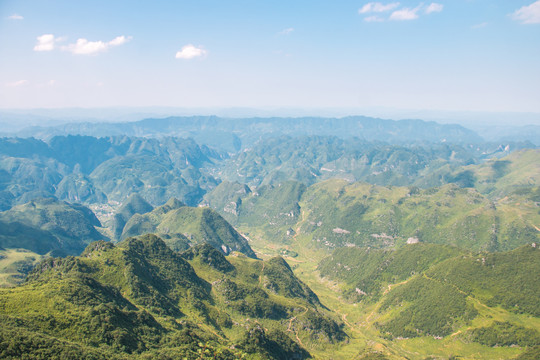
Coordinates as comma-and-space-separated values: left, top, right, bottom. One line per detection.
240, 229, 540, 359
0, 248, 43, 287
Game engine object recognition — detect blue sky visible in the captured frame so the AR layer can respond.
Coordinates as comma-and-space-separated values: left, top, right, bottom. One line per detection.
1, 0, 539, 113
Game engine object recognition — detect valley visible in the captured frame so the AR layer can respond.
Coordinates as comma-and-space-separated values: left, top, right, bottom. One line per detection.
0, 117, 538, 359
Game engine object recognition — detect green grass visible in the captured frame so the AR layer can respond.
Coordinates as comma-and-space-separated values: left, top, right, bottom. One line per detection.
0, 236, 347, 359
240, 229, 540, 359
120, 200, 257, 258
0, 248, 43, 287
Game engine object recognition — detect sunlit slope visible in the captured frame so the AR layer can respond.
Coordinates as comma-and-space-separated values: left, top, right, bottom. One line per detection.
206, 179, 539, 252
0, 197, 106, 255
312, 243, 540, 359
0, 235, 344, 359
120, 199, 257, 257
459, 149, 540, 197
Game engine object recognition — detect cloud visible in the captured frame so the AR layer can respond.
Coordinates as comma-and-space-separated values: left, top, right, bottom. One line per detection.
359, 2, 400, 14
364, 16, 385, 22
175, 44, 207, 59
34, 34, 57, 51
511, 0, 540, 24
279, 27, 294, 35
390, 6, 421, 20
63, 35, 132, 55
425, 3, 443, 14
6, 80, 28, 87
361, 2, 443, 22
8, 14, 23, 20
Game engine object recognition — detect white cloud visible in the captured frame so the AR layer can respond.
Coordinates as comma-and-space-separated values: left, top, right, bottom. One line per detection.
62, 35, 132, 55
34, 34, 129, 55
6, 80, 28, 87
66, 39, 106, 54
364, 15, 385, 22
63, 35, 132, 55
362, 2, 442, 22
279, 27, 294, 35
359, 2, 400, 14
34, 34, 56, 51
390, 6, 421, 20
511, 0, 540, 24
108, 35, 131, 46
175, 44, 207, 59
8, 14, 23, 20
425, 3, 443, 14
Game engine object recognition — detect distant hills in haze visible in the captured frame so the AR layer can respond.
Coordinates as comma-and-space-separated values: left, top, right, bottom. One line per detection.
1, 115, 487, 152
1, 109, 539, 144
0, 136, 224, 209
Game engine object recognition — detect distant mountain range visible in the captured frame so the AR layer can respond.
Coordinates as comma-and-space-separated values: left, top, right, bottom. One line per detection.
0, 136, 224, 209
7, 115, 486, 152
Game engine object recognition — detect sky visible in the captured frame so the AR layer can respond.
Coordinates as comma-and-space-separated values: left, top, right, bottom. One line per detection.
1, 0, 540, 114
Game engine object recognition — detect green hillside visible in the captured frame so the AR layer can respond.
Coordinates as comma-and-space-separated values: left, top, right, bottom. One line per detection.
120, 199, 257, 258
462, 149, 539, 197
0, 235, 343, 359
426, 244, 540, 317
207, 179, 539, 254
423, 149, 540, 199
0, 136, 223, 209
0, 198, 108, 286
55, 172, 108, 204
201, 180, 252, 224
0, 197, 106, 255
318, 243, 463, 300
0, 248, 44, 287
217, 136, 486, 188
112, 193, 154, 240
309, 242, 540, 358
0, 132, 538, 359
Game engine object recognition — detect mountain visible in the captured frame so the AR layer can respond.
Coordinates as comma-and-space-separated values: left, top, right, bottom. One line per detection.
216, 136, 484, 188
0, 136, 223, 208
205, 178, 540, 252
200, 180, 252, 223
0, 119, 538, 359
11, 115, 484, 151
204, 180, 306, 245
460, 149, 540, 198
0, 197, 107, 286
318, 243, 463, 300
0, 134, 535, 211
111, 194, 154, 240
55, 172, 108, 203
0, 235, 342, 359
213, 135, 536, 190
481, 124, 540, 145
317, 243, 540, 348
0, 197, 105, 256
119, 199, 257, 258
